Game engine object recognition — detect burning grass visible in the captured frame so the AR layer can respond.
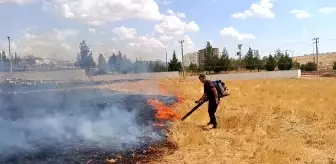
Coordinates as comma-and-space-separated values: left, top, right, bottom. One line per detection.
153, 78, 336, 164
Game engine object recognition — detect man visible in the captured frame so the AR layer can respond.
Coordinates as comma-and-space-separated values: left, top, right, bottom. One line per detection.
195, 74, 219, 129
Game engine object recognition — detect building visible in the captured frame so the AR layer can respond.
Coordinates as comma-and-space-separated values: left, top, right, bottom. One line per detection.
183, 52, 199, 67
197, 48, 220, 66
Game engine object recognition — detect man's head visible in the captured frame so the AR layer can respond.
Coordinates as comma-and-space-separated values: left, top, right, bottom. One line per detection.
198, 74, 206, 83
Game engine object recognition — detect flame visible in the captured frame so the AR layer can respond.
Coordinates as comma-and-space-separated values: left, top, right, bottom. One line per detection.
147, 99, 181, 121
160, 89, 166, 95
176, 94, 185, 103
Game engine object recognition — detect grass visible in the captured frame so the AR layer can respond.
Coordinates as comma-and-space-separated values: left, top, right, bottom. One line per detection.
152, 78, 336, 164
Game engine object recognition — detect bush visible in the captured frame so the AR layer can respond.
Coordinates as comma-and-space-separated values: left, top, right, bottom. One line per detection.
301, 61, 317, 71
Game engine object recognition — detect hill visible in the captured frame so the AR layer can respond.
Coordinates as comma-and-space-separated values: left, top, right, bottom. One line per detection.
292, 52, 336, 71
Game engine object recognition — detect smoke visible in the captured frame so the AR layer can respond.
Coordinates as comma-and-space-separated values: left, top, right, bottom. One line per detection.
0, 82, 174, 162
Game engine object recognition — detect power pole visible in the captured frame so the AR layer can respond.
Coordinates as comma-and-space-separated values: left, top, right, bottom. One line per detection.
237, 44, 242, 60
237, 44, 242, 69
285, 50, 294, 57
179, 40, 185, 76
7, 36, 12, 78
166, 52, 168, 72
313, 37, 319, 77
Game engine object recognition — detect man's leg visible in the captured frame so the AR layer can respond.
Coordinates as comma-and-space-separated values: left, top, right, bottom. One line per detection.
209, 102, 218, 128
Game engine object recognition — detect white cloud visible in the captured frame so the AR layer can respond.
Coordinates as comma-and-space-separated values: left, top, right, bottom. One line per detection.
88, 28, 96, 33
154, 10, 198, 50
52, 0, 163, 26
318, 7, 336, 14
0, 29, 78, 61
158, 35, 174, 42
289, 9, 312, 19
112, 26, 137, 40
0, 0, 35, 5
155, 10, 199, 36
109, 26, 166, 59
220, 27, 256, 40
183, 35, 194, 49
232, 0, 275, 19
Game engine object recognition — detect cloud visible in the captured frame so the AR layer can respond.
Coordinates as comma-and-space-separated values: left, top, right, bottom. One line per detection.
109, 26, 167, 60
0, 28, 78, 61
318, 7, 336, 14
88, 28, 96, 33
232, 0, 275, 19
289, 9, 312, 19
155, 10, 199, 37
154, 10, 198, 50
220, 27, 256, 40
0, 0, 35, 5
112, 26, 137, 40
51, 0, 163, 26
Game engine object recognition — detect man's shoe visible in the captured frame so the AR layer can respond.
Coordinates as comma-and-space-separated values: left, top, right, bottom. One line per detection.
212, 124, 217, 129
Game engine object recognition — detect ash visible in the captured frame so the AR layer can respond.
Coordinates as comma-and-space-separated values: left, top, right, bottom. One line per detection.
0, 81, 175, 164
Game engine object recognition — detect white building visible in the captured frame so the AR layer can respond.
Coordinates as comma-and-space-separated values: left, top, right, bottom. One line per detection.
183, 52, 199, 67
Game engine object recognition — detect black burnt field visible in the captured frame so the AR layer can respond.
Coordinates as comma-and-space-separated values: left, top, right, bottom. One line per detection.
0, 80, 176, 164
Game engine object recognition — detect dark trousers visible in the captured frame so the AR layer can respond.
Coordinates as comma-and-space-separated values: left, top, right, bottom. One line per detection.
208, 101, 218, 126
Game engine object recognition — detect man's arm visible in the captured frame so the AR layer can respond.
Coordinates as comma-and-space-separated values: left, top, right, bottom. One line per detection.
211, 87, 219, 101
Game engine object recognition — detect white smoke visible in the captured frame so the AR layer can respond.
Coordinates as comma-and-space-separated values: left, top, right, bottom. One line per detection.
0, 87, 169, 160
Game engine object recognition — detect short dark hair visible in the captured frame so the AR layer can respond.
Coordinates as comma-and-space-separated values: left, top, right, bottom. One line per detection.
199, 74, 206, 79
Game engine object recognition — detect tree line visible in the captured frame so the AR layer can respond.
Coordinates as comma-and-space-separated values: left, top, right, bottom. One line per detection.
178, 41, 336, 73
75, 40, 167, 74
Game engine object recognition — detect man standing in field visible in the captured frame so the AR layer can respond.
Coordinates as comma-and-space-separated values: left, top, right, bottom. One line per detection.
195, 74, 219, 129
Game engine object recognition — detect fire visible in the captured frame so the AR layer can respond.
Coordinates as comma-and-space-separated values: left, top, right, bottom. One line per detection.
147, 99, 181, 121
176, 94, 185, 103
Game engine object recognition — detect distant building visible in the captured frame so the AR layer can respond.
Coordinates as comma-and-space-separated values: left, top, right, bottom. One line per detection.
197, 47, 220, 66
183, 52, 199, 67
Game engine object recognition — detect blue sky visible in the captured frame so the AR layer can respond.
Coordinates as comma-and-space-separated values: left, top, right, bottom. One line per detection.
0, 0, 335, 62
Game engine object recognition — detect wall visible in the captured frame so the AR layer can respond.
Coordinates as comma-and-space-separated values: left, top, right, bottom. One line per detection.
10, 69, 180, 81
189, 70, 301, 80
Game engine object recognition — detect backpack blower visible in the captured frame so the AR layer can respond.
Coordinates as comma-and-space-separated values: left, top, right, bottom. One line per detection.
181, 80, 229, 121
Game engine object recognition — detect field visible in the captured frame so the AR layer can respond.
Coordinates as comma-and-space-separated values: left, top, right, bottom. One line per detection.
1, 74, 336, 163
146, 78, 336, 164
292, 53, 336, 70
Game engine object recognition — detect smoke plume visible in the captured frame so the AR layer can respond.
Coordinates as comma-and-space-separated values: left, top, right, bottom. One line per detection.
0, 82, 175, 162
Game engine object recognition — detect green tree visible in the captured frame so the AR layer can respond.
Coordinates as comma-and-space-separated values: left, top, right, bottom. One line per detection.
187, 63, 198, 72
168, 50, 181, 71
253, 50, 263, 71
76, 40, 95, 69
293, 61, 300, 70
244, 47, 255, 71
333, 61, 336, 70
97, 53, 107, 73
229, 58, 239, 70
151, 61, 166, 72
204, 41, 216, 73
301, 61, 317, 71
265, 54, 277, 71
277, 50, 293, 70
216, 47, 231, 73
1, 51, 8, 61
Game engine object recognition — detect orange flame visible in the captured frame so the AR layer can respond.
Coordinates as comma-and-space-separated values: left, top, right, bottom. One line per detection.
176, 94, 185, 103
147, 99, 181, 121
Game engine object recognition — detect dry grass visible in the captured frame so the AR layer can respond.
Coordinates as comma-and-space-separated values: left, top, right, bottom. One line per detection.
153, 78, 336, 164
293, 53, 336, 70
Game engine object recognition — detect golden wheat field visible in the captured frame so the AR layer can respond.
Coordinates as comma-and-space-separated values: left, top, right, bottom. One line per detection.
99, 78, 336, 164
152, 78, 336, 164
